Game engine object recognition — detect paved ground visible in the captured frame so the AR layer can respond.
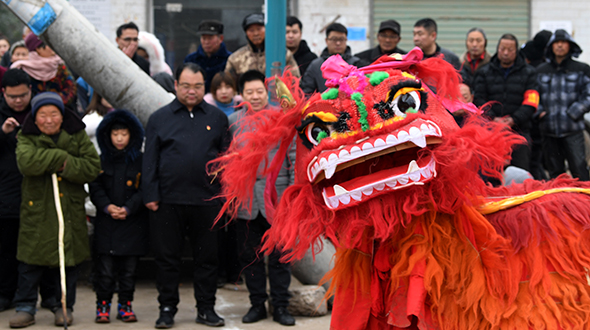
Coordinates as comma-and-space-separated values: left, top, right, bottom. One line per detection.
0, 279, 332, 330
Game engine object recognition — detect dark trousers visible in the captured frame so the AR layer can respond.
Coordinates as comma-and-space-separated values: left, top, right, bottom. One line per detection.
149, 203, 219, 310
510, 132, 532, 172
13, 263, 79, 315
217, 216, 241, 283
543, 131, 590, 180
95, 254, 139, 304
0, 217, 19, 304
236, 214, 291, 308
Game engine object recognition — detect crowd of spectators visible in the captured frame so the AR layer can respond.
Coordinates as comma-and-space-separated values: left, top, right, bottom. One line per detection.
1, 11, 590, 330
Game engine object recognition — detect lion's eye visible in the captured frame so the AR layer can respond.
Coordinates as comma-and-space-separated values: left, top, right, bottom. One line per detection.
391, 90, 421, 115
306, 122, 331, 146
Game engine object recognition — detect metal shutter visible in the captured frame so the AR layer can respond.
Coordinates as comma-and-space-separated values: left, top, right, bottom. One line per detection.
372, 0, 530, 57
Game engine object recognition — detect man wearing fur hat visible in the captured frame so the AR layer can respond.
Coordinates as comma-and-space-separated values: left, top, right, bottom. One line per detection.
536, 29, 590, 180
9, 92, 100, 328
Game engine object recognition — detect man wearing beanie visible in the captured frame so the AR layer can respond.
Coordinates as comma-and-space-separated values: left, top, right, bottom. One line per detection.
9, 92, 100, 328
536, 29, 590, 180
356, 19, 406, 65
224, 13, 299, 83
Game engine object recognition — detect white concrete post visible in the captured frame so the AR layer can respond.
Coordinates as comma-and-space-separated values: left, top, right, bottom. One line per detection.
1, 0, 171, 125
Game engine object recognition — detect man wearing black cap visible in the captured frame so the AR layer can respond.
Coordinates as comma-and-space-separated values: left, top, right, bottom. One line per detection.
225, 13, 299, 83
536, 29, 590, 180
356, 19, 405, 65
184, 20, 232, 94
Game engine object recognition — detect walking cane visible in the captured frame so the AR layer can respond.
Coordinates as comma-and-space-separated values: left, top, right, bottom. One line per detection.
51, 173, 68, 329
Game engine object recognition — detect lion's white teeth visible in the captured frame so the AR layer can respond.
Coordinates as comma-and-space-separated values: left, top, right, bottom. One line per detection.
324, 166, 337, 179
406, 160, 420, 174
410, 135, 427, 148
333, 184, 348, 196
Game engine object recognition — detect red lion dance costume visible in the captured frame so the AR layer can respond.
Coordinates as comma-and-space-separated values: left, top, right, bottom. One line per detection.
210, 48, 590, 329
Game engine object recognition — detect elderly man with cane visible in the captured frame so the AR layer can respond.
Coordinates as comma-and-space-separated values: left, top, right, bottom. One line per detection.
9, 92, 100, 328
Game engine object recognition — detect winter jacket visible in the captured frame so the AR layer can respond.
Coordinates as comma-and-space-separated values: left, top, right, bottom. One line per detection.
292, 40, 318, 76
224, 41, 300, 83
536, 34, 590, 138
300, 47, 363, 94
0, 99, 30, 219
132, 53, 150, 76
473, 54, 539, 133
423, 44, 461, 70
228, 109, 295, 220
355, 45, 406, 66
184, 42, 232, 93
16, 109, 101, 266
30, 64, 77, 110
143, 98, 230, 206
459, 51, 491, 87
90, 109, 148, 256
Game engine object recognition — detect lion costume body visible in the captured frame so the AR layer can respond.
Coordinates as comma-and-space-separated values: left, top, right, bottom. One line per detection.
211, 48, 590, 330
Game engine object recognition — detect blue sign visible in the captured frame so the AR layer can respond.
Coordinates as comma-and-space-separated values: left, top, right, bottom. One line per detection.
348, 27, 366, 41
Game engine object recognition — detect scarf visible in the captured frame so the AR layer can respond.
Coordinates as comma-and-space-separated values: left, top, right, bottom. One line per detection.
11, 51, 63, 81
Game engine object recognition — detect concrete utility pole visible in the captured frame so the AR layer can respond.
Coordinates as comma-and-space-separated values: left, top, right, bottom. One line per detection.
1, 0, 171, 125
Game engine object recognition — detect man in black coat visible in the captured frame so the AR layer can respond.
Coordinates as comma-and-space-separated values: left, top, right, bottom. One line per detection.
356, 19, 406, 66
300, 23, 364, 94
286, 16, 317, 77
0, 69, 32, 311
413, 18, 461, 70
116, 22, 150, 76
143, 63, 229, 328
473, 34, 539, 172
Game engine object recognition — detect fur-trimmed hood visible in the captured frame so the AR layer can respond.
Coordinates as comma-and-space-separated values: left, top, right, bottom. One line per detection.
96, 109, 144, 163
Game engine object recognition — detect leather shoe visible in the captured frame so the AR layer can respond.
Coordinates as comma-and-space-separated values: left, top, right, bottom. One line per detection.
242, 304, 266, 323
54, 308, 73, 326
9, 311, 35, 328
273, 306, 295, 326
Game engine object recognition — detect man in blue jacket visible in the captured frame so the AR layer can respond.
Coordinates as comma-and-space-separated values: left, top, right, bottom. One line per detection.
536, 29, 590, 180
184, 20, 231, 94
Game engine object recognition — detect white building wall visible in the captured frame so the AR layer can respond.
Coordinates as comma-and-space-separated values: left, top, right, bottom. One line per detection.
295, 0, 371, 57
69, 0, 149, 45
531, 0, 590, 64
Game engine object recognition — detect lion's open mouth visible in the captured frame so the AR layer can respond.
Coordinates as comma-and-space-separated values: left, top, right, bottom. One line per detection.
306, 119, 442, 210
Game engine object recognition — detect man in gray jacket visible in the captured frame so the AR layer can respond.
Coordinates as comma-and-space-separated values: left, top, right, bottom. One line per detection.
300, 23, 364, 94
228, 70, 296, 326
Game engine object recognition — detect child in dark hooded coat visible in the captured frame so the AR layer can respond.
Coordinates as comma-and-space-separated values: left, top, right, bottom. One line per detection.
89, 109, 148, 323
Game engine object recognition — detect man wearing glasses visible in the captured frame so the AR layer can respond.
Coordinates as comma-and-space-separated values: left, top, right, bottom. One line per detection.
356, 19, 406, 65
143, 62, 229, 328
116, 22, 150, 75
301, 23, 363, 94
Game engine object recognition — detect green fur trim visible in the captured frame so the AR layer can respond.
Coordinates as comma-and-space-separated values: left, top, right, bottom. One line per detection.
351, 92, 369, 131
317, 131, 328, 142
406, 107, 418, 114
369, 71, 389, 86
321, 88, 339, 100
